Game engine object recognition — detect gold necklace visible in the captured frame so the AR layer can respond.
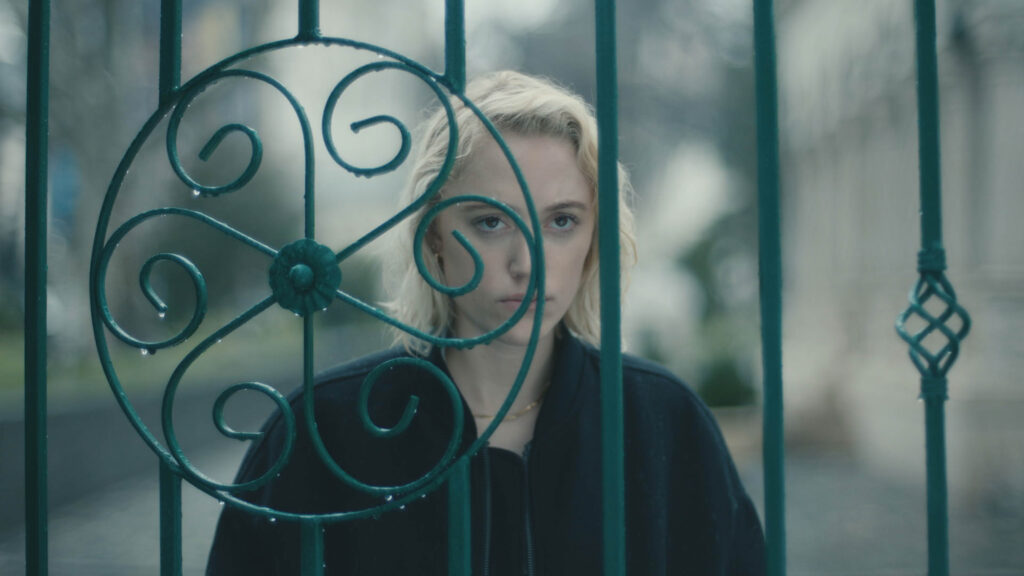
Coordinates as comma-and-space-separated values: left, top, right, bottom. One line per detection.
472, 382, 551, 422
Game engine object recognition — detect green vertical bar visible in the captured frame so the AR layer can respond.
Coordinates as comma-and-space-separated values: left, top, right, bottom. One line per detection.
914, 0, 943, 255
159, 0, 181, 108
447, 457, 472, 576
300, 314, 324, 576
913, 1, 950, 574
300, 520, 325, 576
158, 5, 182, 573
298, 0, 320, 40
923, 383, 949, 576
159, 460, 182, 576
25, 0, 50, 574
444, 0, 466, 92
753, 1, 787, 576
594, 1, 625, 575
443, 4, 468, 572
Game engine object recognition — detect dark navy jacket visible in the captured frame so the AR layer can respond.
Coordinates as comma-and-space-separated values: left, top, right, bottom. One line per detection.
207, 333, 765, 575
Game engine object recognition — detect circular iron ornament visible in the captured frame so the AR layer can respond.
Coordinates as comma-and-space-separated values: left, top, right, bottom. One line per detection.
89, 38, 546, 524
269, 239, 341, 316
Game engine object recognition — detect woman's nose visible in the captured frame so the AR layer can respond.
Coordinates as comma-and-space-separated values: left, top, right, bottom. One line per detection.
507, 231, 533, 279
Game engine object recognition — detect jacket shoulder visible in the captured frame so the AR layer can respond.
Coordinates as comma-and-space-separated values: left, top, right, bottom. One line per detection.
620, 353, 715, 421
576, 339, 702, 407
248, 346, 416, 451
621, 352, 686, 387
314, 346, 411, 387
232, 346, 424, 483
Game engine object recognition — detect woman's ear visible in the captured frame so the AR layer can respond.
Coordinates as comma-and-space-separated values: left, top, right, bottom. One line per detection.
426, 227, 440, 252
426, 228, 444, 271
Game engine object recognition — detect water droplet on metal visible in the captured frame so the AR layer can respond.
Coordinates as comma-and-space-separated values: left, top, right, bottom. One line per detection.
384, 494, 393, 502
140, 348, 150, 356
269, 517, 277, 523
192, 189, 201, 197
399, 504, 406, 510
157, 311, 166, 319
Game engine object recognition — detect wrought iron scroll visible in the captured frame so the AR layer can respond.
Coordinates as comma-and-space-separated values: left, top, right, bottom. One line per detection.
895, 2, 972, 576
89, 3, 546, 575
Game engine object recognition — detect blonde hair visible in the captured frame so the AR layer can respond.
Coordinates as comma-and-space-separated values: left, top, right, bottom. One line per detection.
384, 70, 637, 355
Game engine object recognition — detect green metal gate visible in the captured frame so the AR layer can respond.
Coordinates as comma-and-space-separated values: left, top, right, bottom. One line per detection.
21, 0, 970, 575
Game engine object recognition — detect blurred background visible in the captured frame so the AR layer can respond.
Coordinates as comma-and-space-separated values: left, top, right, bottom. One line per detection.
0, 0, 1021, 574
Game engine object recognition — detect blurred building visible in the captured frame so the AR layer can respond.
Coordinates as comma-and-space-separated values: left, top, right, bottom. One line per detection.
776, 0, 1024, 506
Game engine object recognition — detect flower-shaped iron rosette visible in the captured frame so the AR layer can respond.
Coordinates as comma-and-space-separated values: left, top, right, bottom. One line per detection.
269, 239, 342, 317
90, 39, 547, 523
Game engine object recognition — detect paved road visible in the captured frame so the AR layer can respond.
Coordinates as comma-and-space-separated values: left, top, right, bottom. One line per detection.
739, 456, 1024, 575
0, 447, 244, 576
2, 450, 1022, 575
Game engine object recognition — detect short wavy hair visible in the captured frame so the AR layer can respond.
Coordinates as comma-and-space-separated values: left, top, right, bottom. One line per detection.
383, 70, 637, 355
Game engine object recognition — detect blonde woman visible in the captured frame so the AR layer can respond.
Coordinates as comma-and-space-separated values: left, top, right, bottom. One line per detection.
209, 71, 764, 575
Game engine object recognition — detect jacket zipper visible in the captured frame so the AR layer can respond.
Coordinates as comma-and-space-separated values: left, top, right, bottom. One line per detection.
522, 443, 536, 576
482, 448, 492, 576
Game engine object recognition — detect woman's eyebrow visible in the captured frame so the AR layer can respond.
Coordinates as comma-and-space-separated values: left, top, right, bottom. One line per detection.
454, 199, 589, 216
543, 200, 590, 213
456, 202, 500, 214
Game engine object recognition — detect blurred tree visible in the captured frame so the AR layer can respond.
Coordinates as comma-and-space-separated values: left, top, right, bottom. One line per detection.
0, 0, 326, 366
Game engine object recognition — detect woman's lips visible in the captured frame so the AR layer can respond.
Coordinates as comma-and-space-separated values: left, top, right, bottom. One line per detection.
500, 296, 548, 308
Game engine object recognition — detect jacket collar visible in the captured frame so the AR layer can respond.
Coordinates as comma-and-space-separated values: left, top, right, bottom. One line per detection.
426, 327, 587, 448
533, 330, 586, 442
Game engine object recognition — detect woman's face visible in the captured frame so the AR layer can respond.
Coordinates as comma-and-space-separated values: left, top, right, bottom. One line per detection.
431, 133, 595, 347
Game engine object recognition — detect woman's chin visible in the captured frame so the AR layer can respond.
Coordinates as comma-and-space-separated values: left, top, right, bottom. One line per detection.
453, 310, 558, 349
489, 318, 557, 349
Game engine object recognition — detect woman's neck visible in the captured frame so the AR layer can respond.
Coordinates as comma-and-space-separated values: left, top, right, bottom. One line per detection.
444, 332, 556, 420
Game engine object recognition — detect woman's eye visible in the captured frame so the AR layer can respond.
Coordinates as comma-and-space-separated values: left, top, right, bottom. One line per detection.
550, 214, 577, 230
474, 216, 506, 231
